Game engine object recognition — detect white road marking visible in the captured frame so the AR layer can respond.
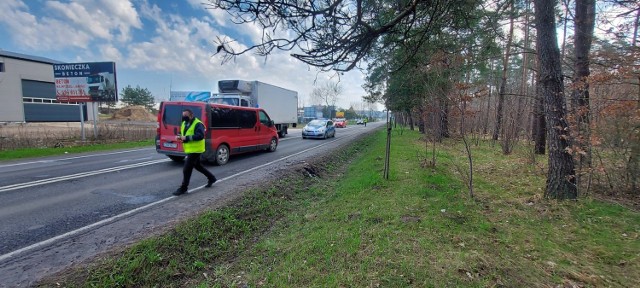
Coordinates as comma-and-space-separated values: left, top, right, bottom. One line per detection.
0, 148, 155, 168
116, 156, 153, 163
0, 159, 170, 193
0, 136, 346, 262
0, 197, 174, 263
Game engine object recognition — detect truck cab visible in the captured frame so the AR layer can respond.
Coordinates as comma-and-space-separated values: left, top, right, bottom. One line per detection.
210, 94, 251, 107
87, 72, 115, 101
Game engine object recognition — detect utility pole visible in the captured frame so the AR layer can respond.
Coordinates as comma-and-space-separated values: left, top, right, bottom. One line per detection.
384, 109, 391, 179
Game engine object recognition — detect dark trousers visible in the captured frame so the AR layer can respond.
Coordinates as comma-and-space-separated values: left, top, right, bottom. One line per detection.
181, 153, 215, 189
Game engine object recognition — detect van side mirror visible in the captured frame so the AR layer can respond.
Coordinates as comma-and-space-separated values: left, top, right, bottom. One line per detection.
269, 120, 274, 127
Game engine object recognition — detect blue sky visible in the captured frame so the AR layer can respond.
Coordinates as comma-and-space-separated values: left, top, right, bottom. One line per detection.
0, 0, 373, 109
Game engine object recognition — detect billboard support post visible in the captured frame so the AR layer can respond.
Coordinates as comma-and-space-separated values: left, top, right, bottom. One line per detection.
92, 102, 98, 139
79, 103, 85, 142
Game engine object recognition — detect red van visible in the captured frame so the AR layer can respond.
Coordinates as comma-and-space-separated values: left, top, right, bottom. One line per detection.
156, 101, 278, 165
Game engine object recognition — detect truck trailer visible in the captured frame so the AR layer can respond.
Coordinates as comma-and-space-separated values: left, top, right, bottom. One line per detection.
210, 80, 298, 137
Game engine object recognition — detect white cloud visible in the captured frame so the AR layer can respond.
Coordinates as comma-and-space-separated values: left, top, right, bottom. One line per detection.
0, 0, 142, 50
46, 0, 142, 43
0, 0, 83, 49
0, 0, 26, 12
46, 2, 112, 40
99, 44, 123, 62
187, 0, 229, 27
0, 0, 371, 109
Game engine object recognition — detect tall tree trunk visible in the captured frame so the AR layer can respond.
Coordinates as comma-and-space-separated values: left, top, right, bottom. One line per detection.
535, 0, 577, 199
533, 80, 546, 154
408, 109, 415, 131
571, 0, 596, 167
561, 0, 570, 58
630, 8, 640, 192
483, 60, 494, 136
520, 0, 531, 140
518, 1, 529, 119
440, 98, 450, 138
418, 106, 426, 134
493, 0, 515, 141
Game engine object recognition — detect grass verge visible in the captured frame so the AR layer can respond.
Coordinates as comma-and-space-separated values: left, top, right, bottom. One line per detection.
0, 139, 154, 161
39, 129, 639, 287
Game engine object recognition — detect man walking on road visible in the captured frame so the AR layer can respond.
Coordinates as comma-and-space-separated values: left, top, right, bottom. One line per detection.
173, 109, 216, 196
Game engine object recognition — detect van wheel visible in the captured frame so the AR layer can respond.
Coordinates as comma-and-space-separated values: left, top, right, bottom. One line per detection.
267, 137, 278, 152
215, 144, 229, 166
168, 155, 185, 162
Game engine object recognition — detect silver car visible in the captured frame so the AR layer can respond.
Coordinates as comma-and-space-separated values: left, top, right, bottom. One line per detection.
302, 119, 336, 139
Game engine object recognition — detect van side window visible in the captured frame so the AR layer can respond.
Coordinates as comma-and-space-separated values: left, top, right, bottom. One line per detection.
239, 110, 257, 128
211, 107, 239, 128
259, 111, 270, 125
241, 99, 249, 107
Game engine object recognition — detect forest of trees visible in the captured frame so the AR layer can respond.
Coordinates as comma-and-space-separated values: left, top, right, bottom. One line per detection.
206, 0, 639, 199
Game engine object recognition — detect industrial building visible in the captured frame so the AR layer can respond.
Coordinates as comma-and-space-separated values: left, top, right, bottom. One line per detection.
0, 50, 97, 122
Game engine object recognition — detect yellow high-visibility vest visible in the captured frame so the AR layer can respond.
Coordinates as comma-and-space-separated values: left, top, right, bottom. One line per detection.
181, 118, 205, 153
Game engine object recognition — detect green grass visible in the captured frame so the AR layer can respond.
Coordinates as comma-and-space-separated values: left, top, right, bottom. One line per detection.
39, 129, 639, 287
0, 139, 154, 161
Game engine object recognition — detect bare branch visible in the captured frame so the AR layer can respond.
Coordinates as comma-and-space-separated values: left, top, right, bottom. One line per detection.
205, 0, 472, 72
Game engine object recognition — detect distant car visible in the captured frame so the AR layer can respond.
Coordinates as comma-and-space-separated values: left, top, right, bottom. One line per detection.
302, 119, 336, 139
334, 118, 347, 128
356, 119, 364, 125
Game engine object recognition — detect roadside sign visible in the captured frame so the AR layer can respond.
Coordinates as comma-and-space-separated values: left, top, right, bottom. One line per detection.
54, 62, 117, 102
169, 91, 211, 102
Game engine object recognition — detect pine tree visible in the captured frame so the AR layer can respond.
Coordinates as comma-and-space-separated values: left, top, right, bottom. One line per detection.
120, 85, 155, 110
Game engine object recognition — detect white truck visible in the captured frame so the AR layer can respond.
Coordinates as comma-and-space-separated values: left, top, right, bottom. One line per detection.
210, 80, 298, 137
87, 72, 116, 101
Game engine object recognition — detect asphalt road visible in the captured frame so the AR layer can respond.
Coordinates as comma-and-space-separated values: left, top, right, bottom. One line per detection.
0, 122, 384, 287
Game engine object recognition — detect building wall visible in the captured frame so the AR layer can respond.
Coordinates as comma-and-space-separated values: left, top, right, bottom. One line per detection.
0, 56, 55, 122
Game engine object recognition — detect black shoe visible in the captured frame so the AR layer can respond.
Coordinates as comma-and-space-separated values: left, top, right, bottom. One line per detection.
206, 177, 217, 188
173, 187, 188, 196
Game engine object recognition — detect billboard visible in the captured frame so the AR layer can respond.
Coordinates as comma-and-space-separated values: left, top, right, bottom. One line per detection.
54, 62, 117, 102
169, 91, 211, 102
